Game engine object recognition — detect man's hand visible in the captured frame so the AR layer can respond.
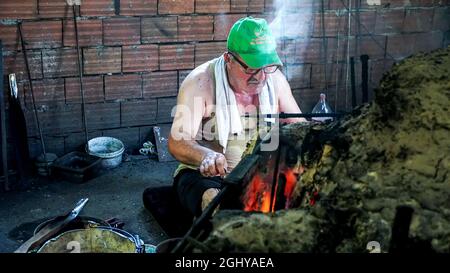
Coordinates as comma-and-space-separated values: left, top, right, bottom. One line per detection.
199, 152, 228, 177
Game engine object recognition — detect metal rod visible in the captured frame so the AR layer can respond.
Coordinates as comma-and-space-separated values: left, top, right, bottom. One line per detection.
350, 56, 356, 108
269, 146, 283, 213
320, 0, 329, 96
72, 5, 89, 149
18, 23, 47, 160
244, 112, 347, 119
171, 154, 261, 253
361, 54, 369, 103
345, 0, 352, 111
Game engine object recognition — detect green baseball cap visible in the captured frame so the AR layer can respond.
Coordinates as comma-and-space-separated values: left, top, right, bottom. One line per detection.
227, 17, 282, 69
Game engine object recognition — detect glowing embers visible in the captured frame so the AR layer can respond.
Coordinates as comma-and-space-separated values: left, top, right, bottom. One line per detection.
241, 146, 300, 213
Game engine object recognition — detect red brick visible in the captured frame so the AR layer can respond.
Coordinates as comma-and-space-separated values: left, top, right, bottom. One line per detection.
158, 0, 194, 14
310, 63, 353, 90
414, 31, 444, 53
231, 0, 264, 12
270, 12, 313, 40
0, 0, 38, 19
312, 11, 348, 37
178, 16, 214, 42
214, 14, 246, 40
121, 100, 157, 126
123, 45, 158, 73
64, 131, 102, 154
352, 11, 377, 35
42, 48, 78, 78
22, 20, 62, 49
178, 70, 193, 87
141, 16, 177, 43
159, 44, 195, 70
28, 136, 65, 158
378, 0, 412, 8
30, 78, 65, 106
432, 7, 450, 31
358, 36, 387, 60
103, 18, 140, 46
264, 0, 279, 12
26, 103, 83, 135
386, 34, 417, 60
83, 47, 121, 75
291, 88, 323, 113
80, 0, 115, 17
143, 71, 178, 98
284, 38, 321, 64
374, 9, 406, 34
105, 74, 142, 100
65, 76, 104, 103
196, 0, 230, 13
328, 0, 346, 10
409, 0, 437, 7
157, 97, 177, 123
284, 37, 355, 64
63, 19, 102, 47
3, 50, 43, 81
403, 9, 434, 32
85, 102, 120, 130
102, 127, 140, 153
286, 64, 311, 89
120, 0, 157, 16
195, 42, 226, 67
0, 24, 20, 50
38, 0, 73, 18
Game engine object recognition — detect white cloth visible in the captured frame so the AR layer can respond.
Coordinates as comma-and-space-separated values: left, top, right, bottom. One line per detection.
214, 56, 277, 152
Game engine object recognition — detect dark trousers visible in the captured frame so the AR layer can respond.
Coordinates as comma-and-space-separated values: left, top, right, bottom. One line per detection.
174, 169, 224, 217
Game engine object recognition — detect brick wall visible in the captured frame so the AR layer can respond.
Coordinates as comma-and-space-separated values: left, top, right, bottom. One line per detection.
1, 0, 449, 159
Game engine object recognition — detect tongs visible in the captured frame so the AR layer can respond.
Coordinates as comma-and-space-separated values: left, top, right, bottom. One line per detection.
15, 198, 89, 253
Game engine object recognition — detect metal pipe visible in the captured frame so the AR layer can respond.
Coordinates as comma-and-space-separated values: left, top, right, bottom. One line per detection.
244, 112, 347, 119
18, 23, 47, 161
72, 4, 89, 150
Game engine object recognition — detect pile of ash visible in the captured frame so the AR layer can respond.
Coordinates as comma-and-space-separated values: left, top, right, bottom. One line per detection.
197, 46, 450, 253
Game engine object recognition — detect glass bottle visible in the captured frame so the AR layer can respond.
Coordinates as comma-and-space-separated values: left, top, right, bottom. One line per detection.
311, 93, 333, 122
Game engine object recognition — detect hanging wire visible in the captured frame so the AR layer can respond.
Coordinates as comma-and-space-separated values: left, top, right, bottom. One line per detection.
338, 0, 396, 61
320, 0, 329, 97
334, 9, 342, 112
345, 0, 352, 110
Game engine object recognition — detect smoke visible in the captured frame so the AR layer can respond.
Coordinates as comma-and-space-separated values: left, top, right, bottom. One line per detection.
268, 0, 314, 42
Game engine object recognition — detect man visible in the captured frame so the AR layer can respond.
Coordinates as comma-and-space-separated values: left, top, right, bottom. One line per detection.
168, 17, 306, 218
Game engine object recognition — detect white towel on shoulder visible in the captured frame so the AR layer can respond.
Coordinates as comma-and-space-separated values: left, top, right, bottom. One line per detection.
214, 55, 277, 152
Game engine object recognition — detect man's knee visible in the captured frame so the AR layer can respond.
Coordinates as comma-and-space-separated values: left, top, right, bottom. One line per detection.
201, 188, 220, 213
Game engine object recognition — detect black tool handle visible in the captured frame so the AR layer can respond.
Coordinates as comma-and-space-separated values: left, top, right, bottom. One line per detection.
350, 57, 357, 108
360, 55, 369, 103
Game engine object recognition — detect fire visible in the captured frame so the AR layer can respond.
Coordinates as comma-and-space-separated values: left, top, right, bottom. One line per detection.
243, 172, 272, 213
243, 167, 299, 213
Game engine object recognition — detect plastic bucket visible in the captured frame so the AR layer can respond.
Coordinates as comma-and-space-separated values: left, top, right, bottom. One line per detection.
86, 137, 125, 169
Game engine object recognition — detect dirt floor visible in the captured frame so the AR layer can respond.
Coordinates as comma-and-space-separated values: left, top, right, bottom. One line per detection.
0, 156, 178, 253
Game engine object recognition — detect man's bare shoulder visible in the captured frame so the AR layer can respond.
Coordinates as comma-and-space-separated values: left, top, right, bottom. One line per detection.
180, 62, 214, 98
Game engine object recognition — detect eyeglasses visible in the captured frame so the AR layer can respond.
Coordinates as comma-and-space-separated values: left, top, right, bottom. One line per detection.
228, 52, 279, 75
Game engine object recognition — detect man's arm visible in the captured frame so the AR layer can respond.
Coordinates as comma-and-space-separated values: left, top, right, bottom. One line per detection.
273, 70, 307, 123
168, 73, 227, 177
